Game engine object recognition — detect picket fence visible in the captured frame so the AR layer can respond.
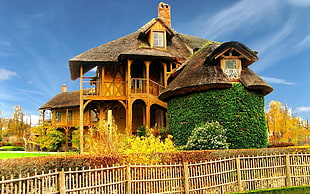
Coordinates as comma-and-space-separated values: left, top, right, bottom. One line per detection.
1, 153, 310, 194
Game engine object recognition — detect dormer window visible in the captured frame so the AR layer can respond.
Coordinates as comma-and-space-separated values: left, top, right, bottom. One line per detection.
225, 60, 238, 79
221, 59, 241, 79
153, 31, 164, 48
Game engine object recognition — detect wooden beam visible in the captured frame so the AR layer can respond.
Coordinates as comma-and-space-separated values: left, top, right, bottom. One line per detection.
79, 65, 84, 154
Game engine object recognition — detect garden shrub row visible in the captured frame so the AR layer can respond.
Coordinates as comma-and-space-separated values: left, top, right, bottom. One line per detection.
0, 154, 123, 179
2, 147, 310, 178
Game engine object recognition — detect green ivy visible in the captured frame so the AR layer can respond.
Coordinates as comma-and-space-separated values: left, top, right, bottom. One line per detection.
167, 83, 268, 149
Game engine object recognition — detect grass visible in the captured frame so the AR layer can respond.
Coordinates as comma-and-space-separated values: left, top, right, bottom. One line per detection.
0, 152, 57, 159
228, 185, 310, 194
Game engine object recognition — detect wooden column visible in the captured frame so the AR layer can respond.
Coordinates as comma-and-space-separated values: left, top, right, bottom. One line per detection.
126, 60, 133, 134
145, 61, 151, 128
126, 99, 132, 135
100, 65, 105, 96
145, 61, 150, 95
163, 62, 167, 87
127, 60, 132, 96
79, 65, 84, 154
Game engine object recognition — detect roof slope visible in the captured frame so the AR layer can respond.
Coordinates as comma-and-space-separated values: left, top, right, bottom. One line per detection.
68, 18, 211, 80
159, 42, 273, 101
39, 90, 80, 110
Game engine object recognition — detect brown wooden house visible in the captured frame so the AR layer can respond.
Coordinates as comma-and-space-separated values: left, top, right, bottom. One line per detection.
39, 2, 272, 151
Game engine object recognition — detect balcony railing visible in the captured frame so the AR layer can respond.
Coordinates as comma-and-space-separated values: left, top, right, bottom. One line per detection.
131, 78, 164, 96
131, 78, 147, 94
82, 78, 164, 97
149, 79, 165, 96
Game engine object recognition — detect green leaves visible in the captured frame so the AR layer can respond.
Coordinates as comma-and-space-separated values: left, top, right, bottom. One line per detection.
168, 83, 268, 149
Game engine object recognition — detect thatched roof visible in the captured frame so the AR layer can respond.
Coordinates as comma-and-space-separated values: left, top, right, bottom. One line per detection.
68, 18, 211, 80
158, 41, 273, 101
39, 90, 81, 110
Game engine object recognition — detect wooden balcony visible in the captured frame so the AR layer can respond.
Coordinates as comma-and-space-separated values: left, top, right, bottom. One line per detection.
83, 78, 165, 98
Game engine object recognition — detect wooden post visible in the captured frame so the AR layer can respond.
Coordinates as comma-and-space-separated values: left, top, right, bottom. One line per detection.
79, 65, 84, 154
163, 62, 167, 88
285, 154, 292, 187
183, 162, 190, 194
127, 60, 132, 96
236, 156, 242, 192
145, 61, 150, 95
58, 170, 65, 194
126, 165, 131, 194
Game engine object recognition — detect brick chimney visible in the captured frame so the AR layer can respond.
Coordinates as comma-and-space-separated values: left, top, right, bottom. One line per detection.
61, 84, 67, 93
158, 2, 171, 27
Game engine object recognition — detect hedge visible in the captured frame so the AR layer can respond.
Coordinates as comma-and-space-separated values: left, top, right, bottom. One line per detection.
167, 83, 268, 149
1, 147, 309, 178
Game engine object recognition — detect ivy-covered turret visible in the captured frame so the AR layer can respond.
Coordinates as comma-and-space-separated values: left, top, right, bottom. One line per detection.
159, 41, 273, 148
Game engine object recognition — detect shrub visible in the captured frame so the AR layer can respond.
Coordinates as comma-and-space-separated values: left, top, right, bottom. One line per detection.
0, 154, 122, 179
0, 146, 24, 151
184, 122, 229, 150
168, 83, 268, 149
85, 120, 122, 155
268, 142, 295, 148
32, 125, 63, 151
120, 134, 176, 164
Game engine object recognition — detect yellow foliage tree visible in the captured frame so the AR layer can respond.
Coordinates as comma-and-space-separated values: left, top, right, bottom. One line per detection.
266, 100, 310, 144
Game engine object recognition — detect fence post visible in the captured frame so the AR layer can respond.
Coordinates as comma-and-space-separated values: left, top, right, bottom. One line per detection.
183, 162, 190, 194
285, 154, 292, 187
126, 165, 131, 194
58, 170, 65, 194
236, 156, 242, 192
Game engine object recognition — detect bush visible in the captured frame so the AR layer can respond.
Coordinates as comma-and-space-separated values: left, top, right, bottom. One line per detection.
119, 134, 176, 164
184, 122, 229, 150
0, 146, 24, 151
168, 83, 268, 149
268, 142, 295, 148
0, 154, 122, 179
32, 126, 63, 151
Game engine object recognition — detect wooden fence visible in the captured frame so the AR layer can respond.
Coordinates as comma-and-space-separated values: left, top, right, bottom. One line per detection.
2, 153, 310, 193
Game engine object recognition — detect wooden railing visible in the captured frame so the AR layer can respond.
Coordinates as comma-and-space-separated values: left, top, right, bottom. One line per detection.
82, 78, 164, 97
131, 78, 146, 94
130, 78, 164, 96
2, 153, 310, 193
149, 79, 165, 96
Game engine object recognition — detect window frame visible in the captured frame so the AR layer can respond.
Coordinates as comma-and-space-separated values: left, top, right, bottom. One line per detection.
153, 31, 165, 48
221, 58, 242, 80
56, 111, 61, 122
68, 110, 73, 122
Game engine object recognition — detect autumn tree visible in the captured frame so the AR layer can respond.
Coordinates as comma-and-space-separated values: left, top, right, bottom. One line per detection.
266, 100, 310, 144
5, 105, 29, 137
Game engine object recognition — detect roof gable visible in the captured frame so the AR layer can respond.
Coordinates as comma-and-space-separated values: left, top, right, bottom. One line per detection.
138, 18, 176, 39
159, 41, 273, 101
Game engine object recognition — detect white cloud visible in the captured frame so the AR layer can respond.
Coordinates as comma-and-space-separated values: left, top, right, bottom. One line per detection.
286, 0, 310, 7
0, 69, 17, 81
261, 76, 295, 85
187, 0, 280, 40
0, 41, 14, 57
295, 107, 310, 113
297, 35, 310, 49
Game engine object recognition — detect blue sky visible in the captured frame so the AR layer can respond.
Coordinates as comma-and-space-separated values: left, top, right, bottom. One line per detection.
1, 0, 310, 120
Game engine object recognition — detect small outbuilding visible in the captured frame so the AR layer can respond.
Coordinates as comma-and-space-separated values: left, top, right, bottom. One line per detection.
159, 41, 273, 148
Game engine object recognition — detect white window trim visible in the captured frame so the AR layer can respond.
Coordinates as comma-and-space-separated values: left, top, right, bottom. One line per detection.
152, 31, 166, 49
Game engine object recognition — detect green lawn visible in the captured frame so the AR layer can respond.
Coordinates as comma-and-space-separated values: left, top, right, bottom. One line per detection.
0, 152, 56, 159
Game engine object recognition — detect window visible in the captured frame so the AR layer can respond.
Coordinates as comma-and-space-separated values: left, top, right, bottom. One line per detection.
153, 31, 164, 47
225, 60, 239, 79
56, 112, 61, 122
68, 111, 72, 122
